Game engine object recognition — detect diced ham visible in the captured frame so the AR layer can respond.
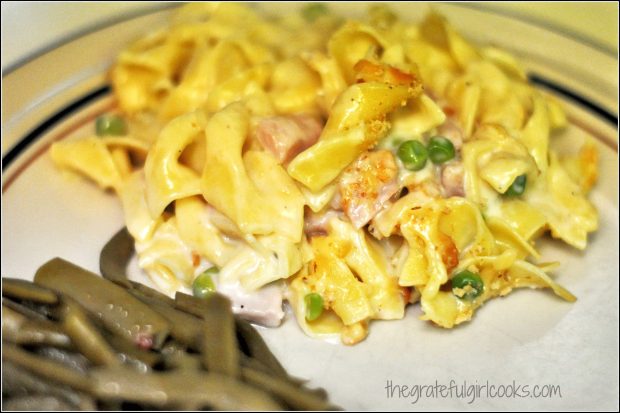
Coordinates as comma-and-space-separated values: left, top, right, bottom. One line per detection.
437, 118, 463, 150
441, 162, 465, 198
304, 209, 343, 237
217, 282, 285, 328
339, 150, 400, 228
255, 115, 322, 164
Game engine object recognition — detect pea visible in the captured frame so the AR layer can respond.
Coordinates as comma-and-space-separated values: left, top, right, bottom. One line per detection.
451, 270, 484, 300
95, 115, 127, 136
304, 293, 324, 321
301, 4, 329, 22
427, 136, 455, 164
192, 268, 218, 299
504, 174, 527, 196
397, 140, 428, 171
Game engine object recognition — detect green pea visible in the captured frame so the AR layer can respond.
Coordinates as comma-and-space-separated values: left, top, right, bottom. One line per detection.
96, 115, 127, 136
427, 136, 455, 164
192, 268, 218, 299
451, 270, 484, 300
301, 3, 329, 22
504, 174, 527, 196
397, 140, 428, 171
304, 293, 324, 321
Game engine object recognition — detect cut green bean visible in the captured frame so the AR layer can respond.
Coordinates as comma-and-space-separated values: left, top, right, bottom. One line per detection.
3, 343, 92, 393
35, 347, 91, 375
236, 318, 289, 379
173, 291, 208, 318
90, 367, 283, 410
301, 3, 329, 22
105, 334, 160, 369
160, 342, 202, 371
129, 287, 203, 350
241, 366, 336, 410
2, 361, 95, 410
99, 227, 134, 288
3, 297, 51, 320
3, 305, 72, 349
197, 293, 241, 378
34, 258, 170, 350
2, 395, 77, 411
2, 277, 58, 304
129, 280, 176, 306
60, 297, 120, 367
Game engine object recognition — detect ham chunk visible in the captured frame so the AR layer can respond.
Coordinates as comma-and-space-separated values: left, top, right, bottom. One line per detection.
436, 118, 463, 150
441, 162, 465, 197
304, 209, 343, 237
339, 150, 399, 228
255, 115, 322, 164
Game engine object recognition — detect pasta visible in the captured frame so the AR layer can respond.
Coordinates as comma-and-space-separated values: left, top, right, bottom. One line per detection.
50, 3, 599, 345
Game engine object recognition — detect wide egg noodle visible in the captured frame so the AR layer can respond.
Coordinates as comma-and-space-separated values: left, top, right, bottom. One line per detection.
175, 196, 242, 268
287, 81, 419, 191
525, 152, 599, 250
144, 111, 206, 218
134, 217, 201, 294
50, 136, 149, 191
201, 103, 305, 240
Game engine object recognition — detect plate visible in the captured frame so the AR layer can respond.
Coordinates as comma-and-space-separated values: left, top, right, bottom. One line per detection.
2, 3, 618, 410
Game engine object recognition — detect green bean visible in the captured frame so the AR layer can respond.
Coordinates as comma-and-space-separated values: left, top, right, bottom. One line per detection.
160, 342, 202, 371
198, 293, 241, 378
34, 258, 170, 350
301, 3, 329, 22
99, 227, 134, 288
3, 296, 51, 320
241, 366, 336, 410
3, 343, 91, 393
129, 280, 176, 306
235, 318, 289, 379
2, 395, 77, 411
59, 297, 120, 367
3, 305, 72, 349
173, 290, 208, 317
105, 334, 160, 370
175, 292, 242, 377
35, 347, 91, 375
90, 367, 283, 410
2, 277, 58, 304
129, 287, 203, 350
2, 361, 95, 410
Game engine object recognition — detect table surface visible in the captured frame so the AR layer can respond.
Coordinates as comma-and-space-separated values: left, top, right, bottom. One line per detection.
1, 2, 618, 72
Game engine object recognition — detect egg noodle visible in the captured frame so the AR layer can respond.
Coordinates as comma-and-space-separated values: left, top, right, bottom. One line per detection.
51, 3, 598, 345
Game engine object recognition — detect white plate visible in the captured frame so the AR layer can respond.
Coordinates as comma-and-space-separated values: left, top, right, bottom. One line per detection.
2, 4, 618, 410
